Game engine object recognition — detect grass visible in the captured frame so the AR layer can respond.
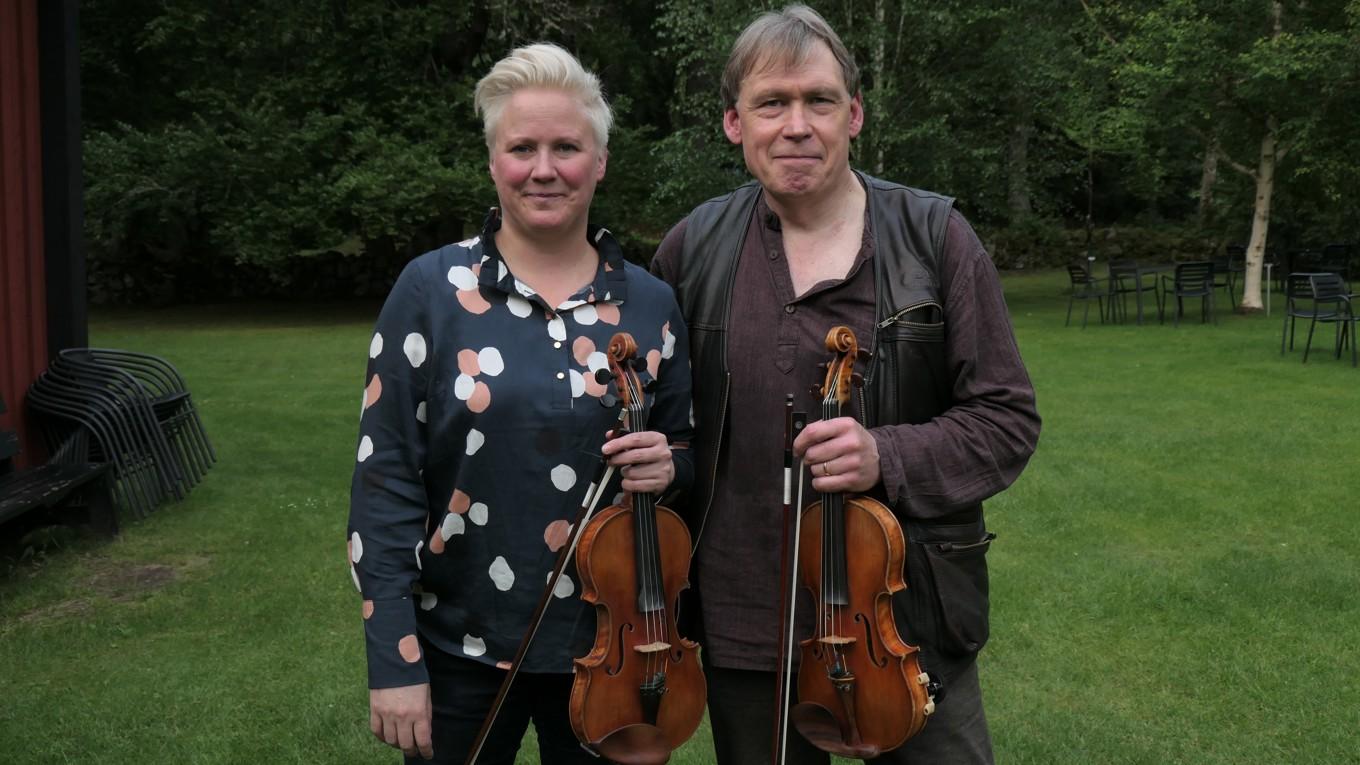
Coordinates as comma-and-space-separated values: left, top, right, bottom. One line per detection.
1, 270, 1357, 764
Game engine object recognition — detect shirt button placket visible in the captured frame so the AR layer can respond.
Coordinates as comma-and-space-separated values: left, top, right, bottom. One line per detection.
548, 310, 572, 410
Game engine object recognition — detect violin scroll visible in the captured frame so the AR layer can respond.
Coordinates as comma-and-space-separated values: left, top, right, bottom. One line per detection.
819, 327, 859, 408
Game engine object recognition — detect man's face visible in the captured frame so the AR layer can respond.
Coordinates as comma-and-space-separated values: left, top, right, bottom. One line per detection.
723, 42, 863, 200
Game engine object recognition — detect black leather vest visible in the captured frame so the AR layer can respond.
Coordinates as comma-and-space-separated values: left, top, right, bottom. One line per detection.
670, 172, 995, 659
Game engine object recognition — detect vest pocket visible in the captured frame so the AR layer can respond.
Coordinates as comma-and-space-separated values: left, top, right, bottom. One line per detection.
904, 523, 994, 657
878, 301, 944, 343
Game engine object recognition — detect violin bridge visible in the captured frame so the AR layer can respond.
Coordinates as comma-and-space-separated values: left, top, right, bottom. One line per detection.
816, 635, 857, 646
632, 641, 672, 654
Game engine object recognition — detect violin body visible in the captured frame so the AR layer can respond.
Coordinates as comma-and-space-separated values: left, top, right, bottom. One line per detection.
779, 325, 934, 760
570, 500, 705, 764
793, 494, 931, 757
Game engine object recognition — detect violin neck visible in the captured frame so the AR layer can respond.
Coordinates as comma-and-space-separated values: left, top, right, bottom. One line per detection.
820, 398, 850, 607
626, 395, 666, 614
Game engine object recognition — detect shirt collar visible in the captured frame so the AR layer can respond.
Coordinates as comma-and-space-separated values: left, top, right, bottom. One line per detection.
475, 208, 629, 306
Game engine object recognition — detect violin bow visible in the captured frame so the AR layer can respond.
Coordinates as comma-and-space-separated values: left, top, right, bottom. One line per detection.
772, 395, 808, 765
463, 403, 626, 765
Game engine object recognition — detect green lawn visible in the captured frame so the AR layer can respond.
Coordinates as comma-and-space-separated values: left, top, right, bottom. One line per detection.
1, 269, 1357, 764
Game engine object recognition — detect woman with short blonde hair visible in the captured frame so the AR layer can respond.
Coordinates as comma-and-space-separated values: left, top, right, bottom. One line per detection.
349, 42, 693, 764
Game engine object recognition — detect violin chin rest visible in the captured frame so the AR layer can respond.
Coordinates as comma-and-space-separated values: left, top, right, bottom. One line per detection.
591, 722, 673, 765
791, 702, 883, 759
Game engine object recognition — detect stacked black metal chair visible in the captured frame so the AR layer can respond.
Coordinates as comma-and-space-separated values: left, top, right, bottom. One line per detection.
25, 349, 213, 519
65, 349, 215, 485
27, 370, 165, 518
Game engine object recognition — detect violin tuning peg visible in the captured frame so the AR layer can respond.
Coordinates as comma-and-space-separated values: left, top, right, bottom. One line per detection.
917, 673, 930, 686
924, 700, 936, 716
593, 369, 612, 385
600, 393, 617, 408
643, 379, 659, 393
808, 384, 822, 396
851, 373, 864, 387
816, 362, 829, 370
631, 357, 648, 372
857, 349, 871, 362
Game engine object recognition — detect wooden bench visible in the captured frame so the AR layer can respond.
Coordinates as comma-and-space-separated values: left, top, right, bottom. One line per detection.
0, 396, 117, 540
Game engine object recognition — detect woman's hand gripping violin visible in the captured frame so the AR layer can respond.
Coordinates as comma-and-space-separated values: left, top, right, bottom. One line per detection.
783, 326, 935, 759
569, 332, 706, 765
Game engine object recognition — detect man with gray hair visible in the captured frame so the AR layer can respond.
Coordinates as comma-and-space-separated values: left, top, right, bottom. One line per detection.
652, 5, 1041, 763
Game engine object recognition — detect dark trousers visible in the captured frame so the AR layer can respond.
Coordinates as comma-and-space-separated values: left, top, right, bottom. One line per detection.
704, 654, 994, 765
405, 641, 597, 765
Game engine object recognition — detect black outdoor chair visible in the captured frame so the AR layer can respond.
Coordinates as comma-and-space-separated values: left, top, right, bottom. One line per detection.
1159, 261, 1216, 326
1065, 263, 1106, 328
1281, 273, 1333, 360
1300, 272, 1357, 366
1107, 260, 1160, 325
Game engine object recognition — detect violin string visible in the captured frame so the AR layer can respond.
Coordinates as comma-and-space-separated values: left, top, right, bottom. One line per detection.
632, 375, 663, 679
816, 378, 826, 664
629, 382, 656, 676
825, 374, 843, 671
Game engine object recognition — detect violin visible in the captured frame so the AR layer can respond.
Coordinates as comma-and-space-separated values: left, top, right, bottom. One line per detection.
569, 332, 706, 765
783, 326, 935, 759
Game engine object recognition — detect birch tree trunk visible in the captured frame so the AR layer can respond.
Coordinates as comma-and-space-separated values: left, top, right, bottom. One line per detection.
1238, 1, 1285, 312
1239, 116, 1278, 312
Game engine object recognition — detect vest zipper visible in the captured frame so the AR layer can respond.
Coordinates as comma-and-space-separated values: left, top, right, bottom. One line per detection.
857, 384, 869, 429
875, 299, 942, 330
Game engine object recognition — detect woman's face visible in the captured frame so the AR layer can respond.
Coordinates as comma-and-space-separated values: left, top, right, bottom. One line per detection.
489, 88, 606, 241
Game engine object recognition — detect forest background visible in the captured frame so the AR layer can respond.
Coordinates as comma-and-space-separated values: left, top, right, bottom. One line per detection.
81, 0, 1360, 306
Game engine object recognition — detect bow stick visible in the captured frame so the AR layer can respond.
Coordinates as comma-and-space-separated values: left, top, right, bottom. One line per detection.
772, 395, 808, 764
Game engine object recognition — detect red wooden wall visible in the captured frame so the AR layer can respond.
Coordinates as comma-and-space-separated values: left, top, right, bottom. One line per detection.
1, 0, 48, 468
